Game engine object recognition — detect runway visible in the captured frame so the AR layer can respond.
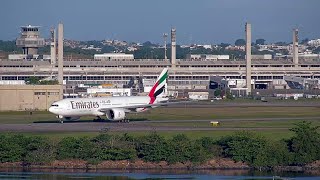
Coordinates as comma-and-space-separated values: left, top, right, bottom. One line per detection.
171, 101, 320, 108
0, 117, 318, 133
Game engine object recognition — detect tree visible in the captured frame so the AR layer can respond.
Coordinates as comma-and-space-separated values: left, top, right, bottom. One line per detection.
235, 39, 246, 46
0, 40, 21, 53
312, 46, 320, 54
300, 38, 309, 45
24, 136, 55, 164
288, 121, 320, 165
25, 77, 58, 85
219, 43, 230, 48
56, 137, 95, 160
167, 134, 193, 163
255, 39, 266, 45
25, 77, 40, 85
227, 131, 267, 165
226, 91, 234, 100
214, 89, 221, 97
0, 134, 24, 162
197, 137, 223, 158
253, 140, 293, 167
142, 41, 155, 47
39, 80, 59, 85
274, 42, 287, 46
92, 134, 136, 161
135, 133, 170, 162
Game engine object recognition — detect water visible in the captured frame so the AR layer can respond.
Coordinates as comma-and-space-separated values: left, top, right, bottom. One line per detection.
0, 169, 319, 180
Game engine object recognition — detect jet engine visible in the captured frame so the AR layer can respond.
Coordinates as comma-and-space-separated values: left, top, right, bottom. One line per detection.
106, 108, 126, 121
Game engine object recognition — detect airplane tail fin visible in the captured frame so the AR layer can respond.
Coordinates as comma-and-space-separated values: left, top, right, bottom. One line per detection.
148, 68, 168, 103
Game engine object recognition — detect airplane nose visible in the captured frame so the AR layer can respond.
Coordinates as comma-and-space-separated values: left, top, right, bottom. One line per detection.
48, 107, 55, 114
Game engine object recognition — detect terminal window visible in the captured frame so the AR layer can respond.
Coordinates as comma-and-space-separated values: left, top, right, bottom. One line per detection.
48, 92, 59, 95
34, 92, 46, 95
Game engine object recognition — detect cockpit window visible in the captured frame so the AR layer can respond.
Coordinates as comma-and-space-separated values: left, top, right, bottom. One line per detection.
51, 104, 59, 107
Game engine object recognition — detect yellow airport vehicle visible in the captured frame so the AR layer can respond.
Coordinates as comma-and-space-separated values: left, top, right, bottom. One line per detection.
210, 121, 220, 126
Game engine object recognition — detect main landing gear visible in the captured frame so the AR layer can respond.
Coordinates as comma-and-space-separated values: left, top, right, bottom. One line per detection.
93, 116, 130, 123
93, 116, 104, 122
119, 118, 130, 123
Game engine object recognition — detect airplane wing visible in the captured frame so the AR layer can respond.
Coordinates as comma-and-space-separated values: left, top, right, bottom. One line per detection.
97, 100, 193, 113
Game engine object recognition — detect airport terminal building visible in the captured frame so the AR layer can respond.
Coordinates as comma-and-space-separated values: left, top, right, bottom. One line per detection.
1, 58, 320, 90
0, 24, 320, 111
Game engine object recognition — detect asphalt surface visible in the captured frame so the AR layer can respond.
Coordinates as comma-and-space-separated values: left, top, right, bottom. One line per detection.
0, 117, 318, 133
1, 101, 320, 133
171, 101, 320, 108
141, 117, 320, 123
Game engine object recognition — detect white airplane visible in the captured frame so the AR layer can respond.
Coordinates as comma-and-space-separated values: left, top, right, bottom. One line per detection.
49, 68, 170, 123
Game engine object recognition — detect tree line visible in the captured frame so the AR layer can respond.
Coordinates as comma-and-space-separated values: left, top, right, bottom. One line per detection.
0, 121, 319, 169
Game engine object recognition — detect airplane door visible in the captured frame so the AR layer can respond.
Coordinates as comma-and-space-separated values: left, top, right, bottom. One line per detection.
66, 102, 71, 110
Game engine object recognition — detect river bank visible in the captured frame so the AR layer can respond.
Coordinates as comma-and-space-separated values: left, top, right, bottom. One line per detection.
0, 159, 320, 173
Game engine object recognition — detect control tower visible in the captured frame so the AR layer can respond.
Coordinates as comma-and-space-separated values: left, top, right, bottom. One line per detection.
16, 25, 45, 55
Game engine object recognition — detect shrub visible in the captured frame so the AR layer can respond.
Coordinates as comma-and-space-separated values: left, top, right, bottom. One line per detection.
288, 121, 320, 165
218, 131, 267, 165
135, 133, 170, 162
56, 137, 95, 160
167, 134, 193, 163
93, 134, 136, 161
0, 134, 24, 162
24, 136, 55, 164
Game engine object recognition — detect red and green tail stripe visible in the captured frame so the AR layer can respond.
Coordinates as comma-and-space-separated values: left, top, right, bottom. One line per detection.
148, 68, 168, 104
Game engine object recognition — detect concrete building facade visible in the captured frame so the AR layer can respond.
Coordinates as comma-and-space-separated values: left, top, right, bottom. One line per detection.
1, 59, 320, 91
16, 25, 45, 55
94, 53, 134, 60
0, 85, 63, 111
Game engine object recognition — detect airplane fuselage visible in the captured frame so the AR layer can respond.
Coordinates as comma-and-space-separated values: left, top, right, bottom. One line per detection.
49, 96, 153, 117
49, 68, 169, 121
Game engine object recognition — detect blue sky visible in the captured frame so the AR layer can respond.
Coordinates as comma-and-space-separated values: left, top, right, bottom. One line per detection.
0, 0, 319, 44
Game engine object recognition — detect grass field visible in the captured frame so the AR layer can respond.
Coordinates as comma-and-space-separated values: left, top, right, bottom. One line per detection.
0, 106, 319, 140
1, 106, 319, 124
146, 119, 320, 128
18, 130, 294, 141
131, 107, 320, 120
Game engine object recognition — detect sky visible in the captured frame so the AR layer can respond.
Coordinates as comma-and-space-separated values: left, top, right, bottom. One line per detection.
0, 0, 319, 44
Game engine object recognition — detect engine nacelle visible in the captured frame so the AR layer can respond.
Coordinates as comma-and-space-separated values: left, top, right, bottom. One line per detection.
106, 108, 126, 121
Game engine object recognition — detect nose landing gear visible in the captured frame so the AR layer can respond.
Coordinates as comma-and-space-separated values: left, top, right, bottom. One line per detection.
56, 115, 64, 124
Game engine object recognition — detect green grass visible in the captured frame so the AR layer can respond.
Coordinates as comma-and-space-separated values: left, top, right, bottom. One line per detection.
0, 111, 56, 124
110, 130, 294, 141
17, 129, 294, 141
147, 119, 320, 128
0, 106, 319, 140
129, 107, 320, 120
19, 132, 101, 141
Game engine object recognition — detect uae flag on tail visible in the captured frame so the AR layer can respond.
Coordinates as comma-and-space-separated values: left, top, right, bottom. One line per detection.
148, 68, 168, 104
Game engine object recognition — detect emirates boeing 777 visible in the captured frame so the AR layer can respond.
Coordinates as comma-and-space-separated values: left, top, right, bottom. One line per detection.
49, 68, 170, 123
